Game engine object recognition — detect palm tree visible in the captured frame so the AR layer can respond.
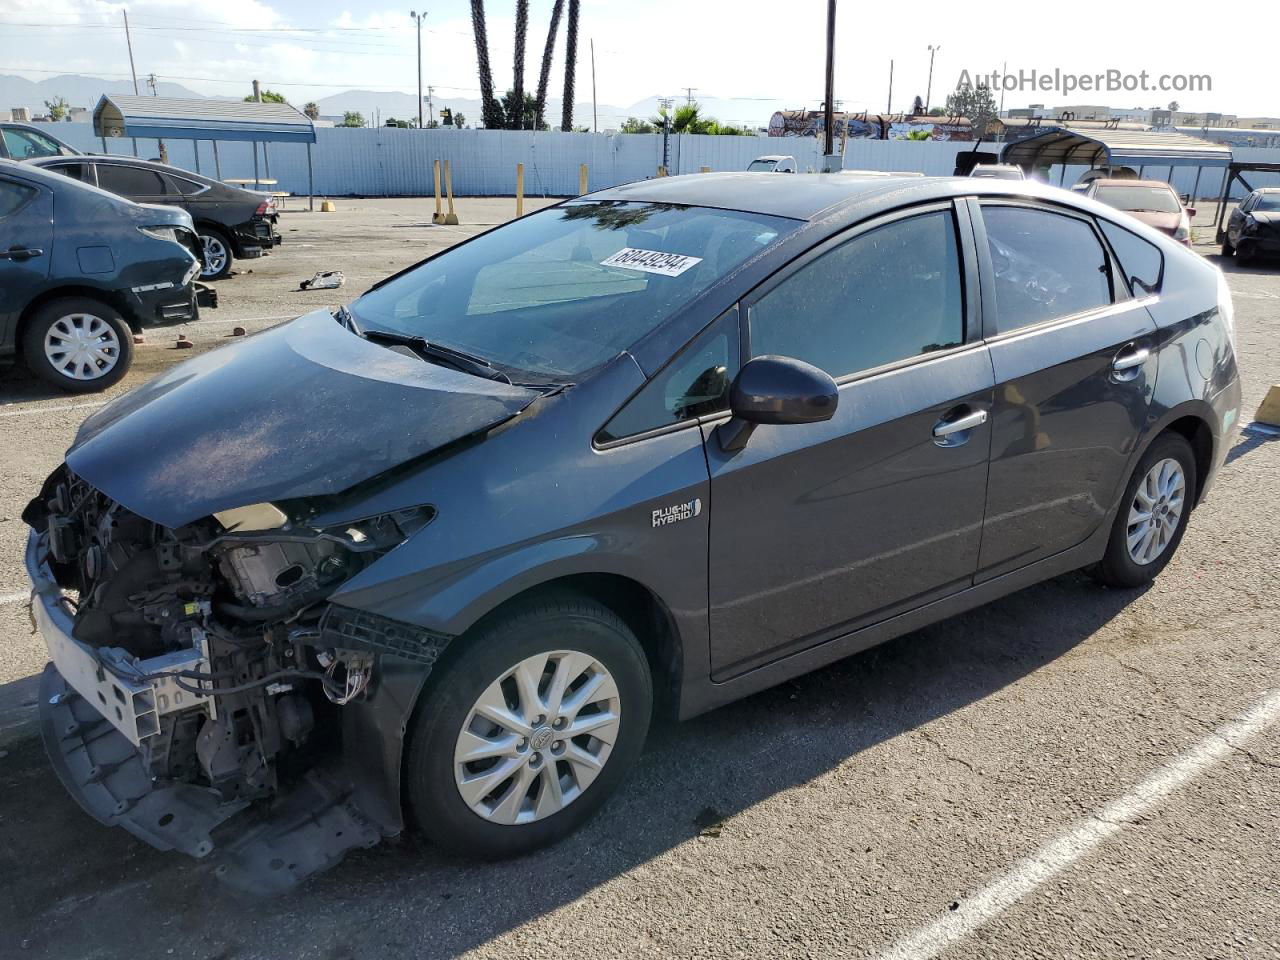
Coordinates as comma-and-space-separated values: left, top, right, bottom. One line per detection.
534, 0, 564, 130
470, 0, 502, 129
560, 0, 580, 132
511, 0, 528, 129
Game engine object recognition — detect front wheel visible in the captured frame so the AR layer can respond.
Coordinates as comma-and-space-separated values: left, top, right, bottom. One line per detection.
406, 594, 652, 859
1220, 237, 1234, 257
1092, 432, 1197, 588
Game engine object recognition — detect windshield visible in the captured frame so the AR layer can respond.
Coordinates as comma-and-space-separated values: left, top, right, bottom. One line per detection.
747, 160, 778, 172
348, 200, 799, 380
1254, 194, 1280, 212
1094, 185, 1182, 214
1, 128, 67, 159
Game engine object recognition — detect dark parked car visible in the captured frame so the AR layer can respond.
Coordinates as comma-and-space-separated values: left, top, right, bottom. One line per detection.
0, 122, 80, 160
1, 158, 214, 392
1082, 178, 1193, 245
29, 155, 281, 280
1221, 187, 1280, 265
24, 173, 1240, 891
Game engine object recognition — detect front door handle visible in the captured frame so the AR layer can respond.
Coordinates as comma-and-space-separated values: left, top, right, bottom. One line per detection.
0, 247, 43, 261
933, 408, 988, 441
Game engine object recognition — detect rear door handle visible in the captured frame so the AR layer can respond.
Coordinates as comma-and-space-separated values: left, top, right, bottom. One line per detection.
933, 408, 988, 440
1112, 345, 1150, 381
0, 247, 43, 261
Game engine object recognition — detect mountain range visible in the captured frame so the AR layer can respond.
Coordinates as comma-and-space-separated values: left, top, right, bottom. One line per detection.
1, 74, 785, 131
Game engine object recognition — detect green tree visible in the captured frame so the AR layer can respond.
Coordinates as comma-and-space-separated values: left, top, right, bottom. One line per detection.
470, 0, 502, 128
906, 129, 932, 140
534, 0, 564, 130
560, 0, 580, 131
620, 116, 656, 134
927, 106, 945, 117
945, 80, 998, 133
650, 102, 717, 135
340, 111, 365, 128
303, 102, 320, 120
44, 97, 69, 121
453, 111, 466, 128
499, 88, 547, 130
910, 95, 925, 116
244, 89, 288, 104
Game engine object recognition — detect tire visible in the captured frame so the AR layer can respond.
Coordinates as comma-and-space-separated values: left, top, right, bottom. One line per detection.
1220, 238, 1234, 257
406, 592, 652, 859
1236, 240, 1256, 266
22, 297, 133, 393
1092, 432, 1197, 589
198, 226, 234, 280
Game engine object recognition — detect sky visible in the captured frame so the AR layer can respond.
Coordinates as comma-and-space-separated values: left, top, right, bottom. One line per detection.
1, 0, 1277, 125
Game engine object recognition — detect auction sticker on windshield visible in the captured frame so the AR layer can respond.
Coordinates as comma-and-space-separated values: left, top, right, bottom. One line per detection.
601, 248, 703, 277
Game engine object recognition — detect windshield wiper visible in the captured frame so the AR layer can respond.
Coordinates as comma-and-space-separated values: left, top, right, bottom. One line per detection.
361, 328, 511, 384
332, 304, 361, 335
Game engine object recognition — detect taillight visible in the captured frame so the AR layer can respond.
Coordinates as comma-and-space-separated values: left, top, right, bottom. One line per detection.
254, 198, 277, 216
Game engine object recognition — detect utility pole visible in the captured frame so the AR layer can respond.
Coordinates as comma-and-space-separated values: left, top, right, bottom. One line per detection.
658, 96, 673, 172
122, 11, 139, 95
590, 39, 598, 132
684, 87, 696, 106
887, 59, 894, 114
409, 11, 425, 129
252, 79, 262, 102
998, 60, 1007, 116
925, 44, 940, 113
147, 73, 158, 96
821, 0, 837, 166
427, 84, 435, 126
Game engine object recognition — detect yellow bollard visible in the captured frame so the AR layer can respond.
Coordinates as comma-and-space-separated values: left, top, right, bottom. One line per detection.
442, 159, 460, 225
657, 165, 667, 178
700, 165, 711, 173
579, 163, 589, 196
320, 199, 336, 212
432, 159, 446, 224
516, 163, 524, 217
1256, 384, 1280, 427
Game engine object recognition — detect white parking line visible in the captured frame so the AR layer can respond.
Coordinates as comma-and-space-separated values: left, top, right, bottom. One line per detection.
875, 688, 1280, 960
0, 400, 107, 418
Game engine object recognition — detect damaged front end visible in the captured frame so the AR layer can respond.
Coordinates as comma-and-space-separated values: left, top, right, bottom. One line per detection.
24, 468, 444, 892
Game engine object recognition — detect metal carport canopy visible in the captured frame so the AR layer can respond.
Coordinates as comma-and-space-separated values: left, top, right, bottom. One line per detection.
1001, 124, 1230, 169
92, 95, 316, 144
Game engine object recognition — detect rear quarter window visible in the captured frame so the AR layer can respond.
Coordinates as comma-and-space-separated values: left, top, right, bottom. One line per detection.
1098, 219, 1164, 295
0, 178, 37, 218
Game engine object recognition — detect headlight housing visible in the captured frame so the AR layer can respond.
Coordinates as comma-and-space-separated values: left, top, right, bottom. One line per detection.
1242, 217, 1259, 235
1173, 215, 1190, 242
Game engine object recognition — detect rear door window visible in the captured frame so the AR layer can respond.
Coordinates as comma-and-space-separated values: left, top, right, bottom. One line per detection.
980, 205, 1113, 333
96, 163, 170, 198
0, 178, 37, 217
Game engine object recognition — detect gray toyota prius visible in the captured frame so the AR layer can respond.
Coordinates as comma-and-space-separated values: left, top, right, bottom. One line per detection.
24, 173, 1241, 890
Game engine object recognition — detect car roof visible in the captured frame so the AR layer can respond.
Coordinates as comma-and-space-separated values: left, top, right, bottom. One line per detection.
590, 172, 952, 220
1091, 179, 1176, 189
28, 153, 216, 183
1254, 187, 1280, 194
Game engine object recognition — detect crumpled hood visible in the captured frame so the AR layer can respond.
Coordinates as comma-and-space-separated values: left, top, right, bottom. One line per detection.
1250, 211, 1280, 229
66, 310, 538, 528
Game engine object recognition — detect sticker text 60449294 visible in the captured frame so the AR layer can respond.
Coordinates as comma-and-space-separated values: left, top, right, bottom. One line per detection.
600, 247, 703, 278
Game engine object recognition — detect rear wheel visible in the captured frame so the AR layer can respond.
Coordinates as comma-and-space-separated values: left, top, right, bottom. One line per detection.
1092, 432, 1197, 588
406, 593, 652, 859
198, 226, 233, 280
1220, 237, 1234, 257
22, 297, 133, 393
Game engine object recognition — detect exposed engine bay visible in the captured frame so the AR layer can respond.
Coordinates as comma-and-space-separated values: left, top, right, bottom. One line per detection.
24, 467, 440, 891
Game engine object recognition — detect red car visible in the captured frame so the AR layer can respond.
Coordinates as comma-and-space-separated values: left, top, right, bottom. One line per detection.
1083, 178, 1193, 245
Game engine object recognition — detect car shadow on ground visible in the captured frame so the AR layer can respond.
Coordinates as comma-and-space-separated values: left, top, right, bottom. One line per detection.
0, 570, 1146, 958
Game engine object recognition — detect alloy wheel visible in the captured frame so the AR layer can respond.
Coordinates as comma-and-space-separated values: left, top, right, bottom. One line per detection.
201, 234, 228, 277
43, 313, 121, 382
1126, 457, 1186, 565
453, 649, 621, 825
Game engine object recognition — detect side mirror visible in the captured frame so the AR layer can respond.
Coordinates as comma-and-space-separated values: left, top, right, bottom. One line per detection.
716, 355, 839, 452
1186, 207, 1197, 217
